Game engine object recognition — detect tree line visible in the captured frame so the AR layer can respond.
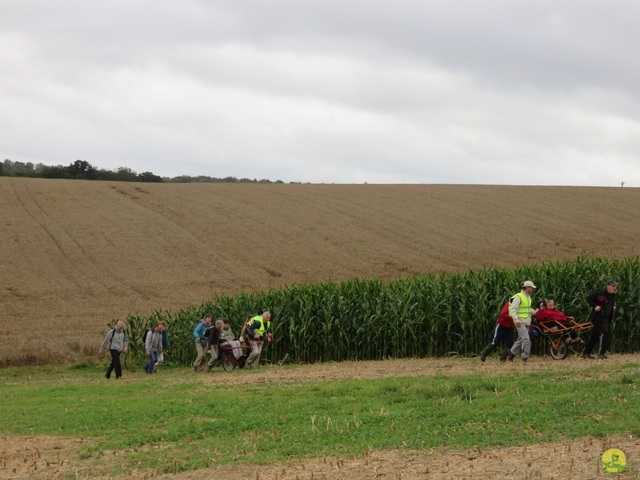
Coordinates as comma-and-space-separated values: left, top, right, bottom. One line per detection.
1, 159, 284, 184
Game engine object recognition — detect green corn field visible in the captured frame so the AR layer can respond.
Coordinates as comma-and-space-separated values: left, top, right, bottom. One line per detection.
120, 256, 639, 365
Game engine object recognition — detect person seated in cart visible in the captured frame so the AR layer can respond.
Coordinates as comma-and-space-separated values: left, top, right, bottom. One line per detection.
534, 299, 583, 344
220, 319, 243, 359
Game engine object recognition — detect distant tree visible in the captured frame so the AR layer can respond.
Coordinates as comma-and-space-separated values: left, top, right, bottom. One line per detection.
3, 160, 36, 177
36, 163, 69, 179
66, 160, 97, 180
94, 168, 117, 181
0, 158, 285, 183
114, 167, 138, 182
137, 171, 162, 182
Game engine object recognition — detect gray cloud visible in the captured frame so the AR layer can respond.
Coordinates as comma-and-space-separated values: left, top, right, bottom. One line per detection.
1, 0, 639, 185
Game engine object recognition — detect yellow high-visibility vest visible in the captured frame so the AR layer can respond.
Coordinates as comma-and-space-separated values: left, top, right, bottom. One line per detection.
250, 315, 270, 336
510, 292, 532, 318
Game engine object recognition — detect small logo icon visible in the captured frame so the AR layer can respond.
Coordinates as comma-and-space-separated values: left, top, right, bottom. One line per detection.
599, 448, 636, 477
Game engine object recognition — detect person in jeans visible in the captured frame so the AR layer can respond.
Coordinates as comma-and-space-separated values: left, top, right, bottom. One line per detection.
582, 280, 618, 360
144, 322, 166, 374
99, 321, 129, 379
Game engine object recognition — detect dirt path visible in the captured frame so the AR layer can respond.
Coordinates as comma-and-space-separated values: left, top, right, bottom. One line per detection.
195, 353, 636, 386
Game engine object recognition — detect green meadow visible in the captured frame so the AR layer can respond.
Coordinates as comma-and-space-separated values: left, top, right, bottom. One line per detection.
1, 359, 639, 477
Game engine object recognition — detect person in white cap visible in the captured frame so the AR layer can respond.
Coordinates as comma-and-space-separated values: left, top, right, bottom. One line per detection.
507, 280, 537, 362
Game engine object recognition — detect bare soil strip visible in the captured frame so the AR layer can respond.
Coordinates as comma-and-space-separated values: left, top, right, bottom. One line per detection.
6, 435, 633, 479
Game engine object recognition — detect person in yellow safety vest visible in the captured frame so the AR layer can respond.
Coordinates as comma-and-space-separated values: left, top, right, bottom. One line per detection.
507, 280, 537, 363
244, 311, 273, 369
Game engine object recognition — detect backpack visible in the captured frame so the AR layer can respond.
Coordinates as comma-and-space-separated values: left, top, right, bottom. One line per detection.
107, 327, 127, 345
141, 327, 153, 344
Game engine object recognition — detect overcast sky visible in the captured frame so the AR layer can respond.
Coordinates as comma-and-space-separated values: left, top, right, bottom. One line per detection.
2, 1, 639, 185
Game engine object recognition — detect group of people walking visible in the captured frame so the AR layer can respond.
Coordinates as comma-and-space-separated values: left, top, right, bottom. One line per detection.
98, 311, 272, 379
99, 320, 168, 378
192, 311, 273, 372
100, 277, 618, 379
480, 279, 618, 363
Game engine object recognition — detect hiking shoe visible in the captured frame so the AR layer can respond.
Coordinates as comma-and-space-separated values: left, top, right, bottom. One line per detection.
480, 353, 487, 362
105, 373, 111, 379
507, 351, 514, 362
522, 358, 528, 363
499, 356, 507, 362
581, 353, 595, 359
597, 354, 608, 360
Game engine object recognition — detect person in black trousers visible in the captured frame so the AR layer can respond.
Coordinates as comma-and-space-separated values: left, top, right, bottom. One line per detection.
582, 280, 617, 360
99, 321, 129, 379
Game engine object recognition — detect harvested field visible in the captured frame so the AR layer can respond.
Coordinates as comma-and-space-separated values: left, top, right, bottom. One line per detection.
1, 177, 639, 365
2, 177, 640, 480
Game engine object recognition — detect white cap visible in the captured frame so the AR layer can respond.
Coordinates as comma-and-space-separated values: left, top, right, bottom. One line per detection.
522, 280, 537, 289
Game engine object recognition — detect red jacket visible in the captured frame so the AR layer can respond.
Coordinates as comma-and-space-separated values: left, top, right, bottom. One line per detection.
497, 302, 514, 328
535, 308, 572, 323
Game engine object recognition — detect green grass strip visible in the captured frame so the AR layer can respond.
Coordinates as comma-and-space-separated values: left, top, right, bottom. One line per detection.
1, 363, 639, 474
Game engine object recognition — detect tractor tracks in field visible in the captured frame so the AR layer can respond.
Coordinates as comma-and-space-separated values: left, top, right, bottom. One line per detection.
8, 180, 122, 296
107, 184, 243, 279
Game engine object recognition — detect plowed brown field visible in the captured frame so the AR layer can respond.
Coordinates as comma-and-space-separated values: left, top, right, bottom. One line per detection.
1, 177, 639, 365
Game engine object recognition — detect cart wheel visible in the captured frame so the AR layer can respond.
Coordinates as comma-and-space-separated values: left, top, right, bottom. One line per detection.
548, 342, 568, 360
222, 354, 236, 371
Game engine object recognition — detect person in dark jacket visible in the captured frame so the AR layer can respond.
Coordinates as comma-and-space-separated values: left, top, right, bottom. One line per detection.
582, 280, 618, 359
206, 319, 224, 371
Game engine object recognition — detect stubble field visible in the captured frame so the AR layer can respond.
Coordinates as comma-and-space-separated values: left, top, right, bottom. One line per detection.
2, 177, 639, 366
2, 177, 640, 479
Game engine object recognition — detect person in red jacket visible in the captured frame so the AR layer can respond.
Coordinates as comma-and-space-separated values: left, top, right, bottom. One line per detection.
534, 299, 583, 344
480, 301, 515, 362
